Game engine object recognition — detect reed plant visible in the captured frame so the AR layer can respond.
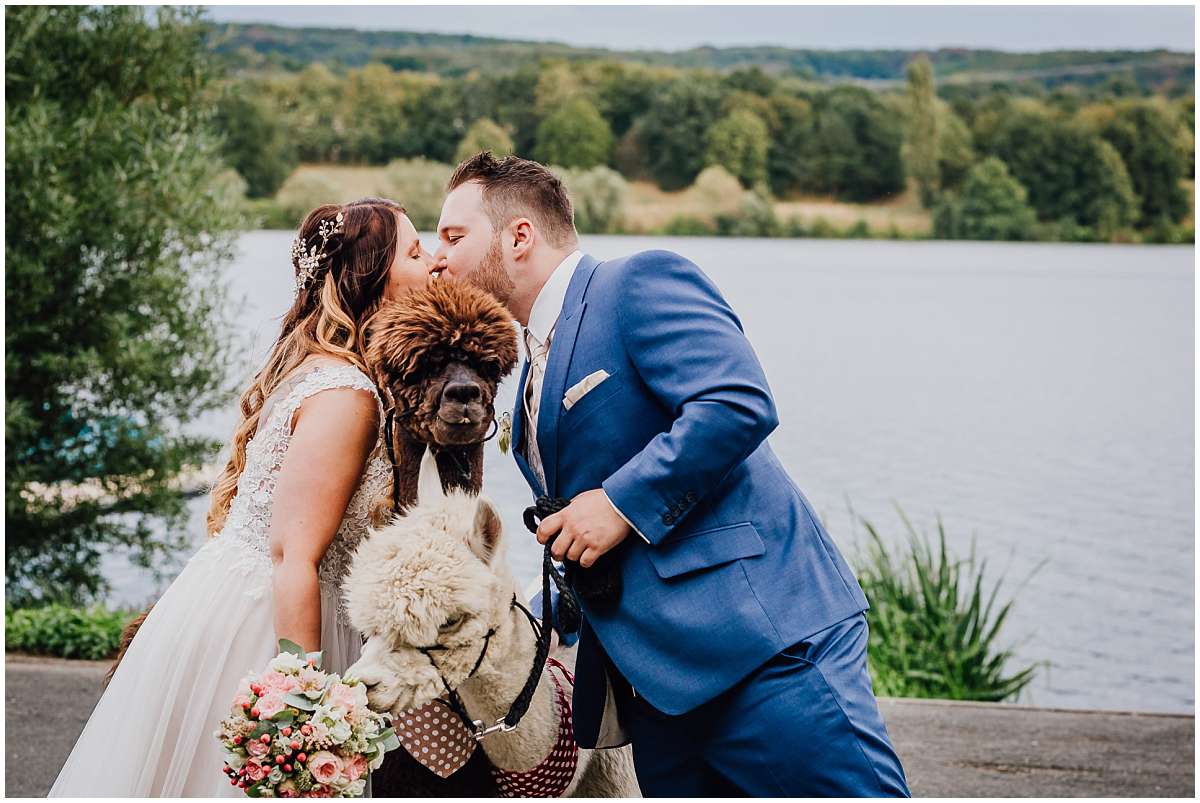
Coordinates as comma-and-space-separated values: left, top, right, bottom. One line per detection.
854, 508, 1041, 702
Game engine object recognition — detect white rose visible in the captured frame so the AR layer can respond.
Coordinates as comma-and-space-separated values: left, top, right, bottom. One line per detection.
269, 651, 305, 673
329, 719, 352, 743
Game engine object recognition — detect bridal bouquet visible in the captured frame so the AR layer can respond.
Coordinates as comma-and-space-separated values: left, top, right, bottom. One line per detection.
215, 640, 399, 797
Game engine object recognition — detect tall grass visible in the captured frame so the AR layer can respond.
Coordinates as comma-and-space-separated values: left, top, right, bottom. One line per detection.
854, 508, 1041, 702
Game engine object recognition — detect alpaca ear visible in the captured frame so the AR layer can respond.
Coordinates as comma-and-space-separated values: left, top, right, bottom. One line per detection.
471, 498, 503, 563
416, 447, 444, 505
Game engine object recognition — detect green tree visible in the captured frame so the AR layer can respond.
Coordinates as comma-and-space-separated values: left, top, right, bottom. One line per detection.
979, 102, 1139, 236
214, 87, 298, 198
591, 61, 667, 138
904, 56, 940, 206
1096, 100, 1191, 225
935, 103, 976, 192
934, 158, 1037, 241
766, 94, 815, 197
5, 6, 243, 604
534, 97, 614, 169
635, 77, 724, 190
704, 109, 770, 188
454, 117, 514, 163
808, 87, 906, 202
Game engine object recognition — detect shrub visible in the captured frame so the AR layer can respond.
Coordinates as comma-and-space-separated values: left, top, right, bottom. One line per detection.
715, 191, 781, 237
661, 215, 717, 236
554, 165, 629, 234
657, 214, 710, 236
691, 165, 745, 206
934, 157, 1037, 241
853, 509, 1041, 702
6, 604, 135, 660
270, 173, 343, 231
380, 158, 454, 230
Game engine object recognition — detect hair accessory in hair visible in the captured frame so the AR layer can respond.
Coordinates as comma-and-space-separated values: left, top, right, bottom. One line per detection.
291, 210, 345, 292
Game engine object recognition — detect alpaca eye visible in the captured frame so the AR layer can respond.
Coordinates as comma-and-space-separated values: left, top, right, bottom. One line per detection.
439, 614, 464, 632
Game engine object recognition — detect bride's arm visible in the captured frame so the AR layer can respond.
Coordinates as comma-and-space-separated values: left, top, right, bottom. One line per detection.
266, 387, 379, 653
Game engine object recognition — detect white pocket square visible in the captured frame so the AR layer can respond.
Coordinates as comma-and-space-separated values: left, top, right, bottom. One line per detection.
563, 370, 611, 410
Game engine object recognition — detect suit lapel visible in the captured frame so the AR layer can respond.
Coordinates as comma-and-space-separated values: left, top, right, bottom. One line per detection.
536, 254, 600, 496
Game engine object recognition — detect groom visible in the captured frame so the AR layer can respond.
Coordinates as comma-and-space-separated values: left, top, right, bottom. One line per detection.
433, 152, 909, 797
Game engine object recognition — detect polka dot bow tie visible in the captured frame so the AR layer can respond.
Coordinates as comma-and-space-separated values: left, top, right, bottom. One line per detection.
396, 699, 478, 778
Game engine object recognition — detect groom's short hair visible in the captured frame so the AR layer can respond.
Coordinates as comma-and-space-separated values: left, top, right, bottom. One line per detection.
448, 151, 577, 248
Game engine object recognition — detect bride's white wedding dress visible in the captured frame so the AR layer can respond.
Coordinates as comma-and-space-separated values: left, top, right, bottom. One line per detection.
50, 361, 391, 797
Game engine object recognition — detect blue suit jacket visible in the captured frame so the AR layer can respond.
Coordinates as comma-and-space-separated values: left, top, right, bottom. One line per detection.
514, 251, 869, 747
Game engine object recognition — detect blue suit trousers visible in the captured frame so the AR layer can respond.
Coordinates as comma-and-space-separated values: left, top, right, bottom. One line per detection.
617, 613, 910, 797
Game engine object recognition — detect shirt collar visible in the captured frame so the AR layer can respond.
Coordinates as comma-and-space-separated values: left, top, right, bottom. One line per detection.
525, 249, 583, 354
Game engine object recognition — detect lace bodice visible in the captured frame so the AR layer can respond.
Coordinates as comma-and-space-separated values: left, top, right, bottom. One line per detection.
202, 361, 391, 623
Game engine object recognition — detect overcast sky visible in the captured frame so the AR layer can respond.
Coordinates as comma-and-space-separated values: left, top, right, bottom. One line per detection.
203, 5, 1195, 52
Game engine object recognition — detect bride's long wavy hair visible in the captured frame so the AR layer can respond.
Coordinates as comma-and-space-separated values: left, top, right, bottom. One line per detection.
206, 198, 405, 536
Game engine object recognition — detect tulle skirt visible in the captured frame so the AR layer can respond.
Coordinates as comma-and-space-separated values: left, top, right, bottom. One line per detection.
49, 535, 363, 798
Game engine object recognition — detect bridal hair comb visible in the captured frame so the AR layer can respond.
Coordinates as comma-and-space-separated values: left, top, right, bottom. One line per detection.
291, 210, 345, 292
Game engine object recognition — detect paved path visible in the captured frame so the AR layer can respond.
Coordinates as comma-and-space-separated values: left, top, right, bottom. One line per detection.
6, 654, 1194, 797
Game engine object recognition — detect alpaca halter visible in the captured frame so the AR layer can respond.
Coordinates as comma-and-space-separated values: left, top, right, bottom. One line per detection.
291, 210, 344, 292
416, 594, 545, 741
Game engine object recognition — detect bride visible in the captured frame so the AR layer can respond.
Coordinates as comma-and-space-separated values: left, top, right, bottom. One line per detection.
50, 197, 436, 796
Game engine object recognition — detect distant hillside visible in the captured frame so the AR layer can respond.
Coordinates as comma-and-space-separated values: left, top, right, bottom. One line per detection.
206, 22, 1194, 91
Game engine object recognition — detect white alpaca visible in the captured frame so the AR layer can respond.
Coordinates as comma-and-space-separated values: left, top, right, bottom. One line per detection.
344, 451, 639, 797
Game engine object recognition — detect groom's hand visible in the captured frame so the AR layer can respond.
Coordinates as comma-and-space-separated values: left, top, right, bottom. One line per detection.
536, 489, 631, 568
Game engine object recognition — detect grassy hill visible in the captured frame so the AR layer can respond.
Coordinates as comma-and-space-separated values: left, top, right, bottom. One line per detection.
206, 22, 1193, 92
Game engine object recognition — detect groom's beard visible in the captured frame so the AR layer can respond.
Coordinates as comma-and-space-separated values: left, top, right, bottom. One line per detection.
464, 234, 516, 307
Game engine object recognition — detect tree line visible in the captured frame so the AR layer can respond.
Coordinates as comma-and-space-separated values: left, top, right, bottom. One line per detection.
218, 55, 1194, 242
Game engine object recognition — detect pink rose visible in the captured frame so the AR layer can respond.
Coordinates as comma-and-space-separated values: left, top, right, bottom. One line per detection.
243, 760, 267, 782
343, 754, 368, 782
245, 738, 270, 758
261, 670, 300, 694
325, 682, 362, 710
306, 751, 343, 786
255, 693, 286, 720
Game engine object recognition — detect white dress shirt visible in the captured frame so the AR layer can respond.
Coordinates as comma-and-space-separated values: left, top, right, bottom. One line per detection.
521, 250, 648, 544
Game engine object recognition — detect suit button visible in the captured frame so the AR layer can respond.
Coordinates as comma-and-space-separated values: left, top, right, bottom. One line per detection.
663, 513, 676, 525
686, 491, 697, 503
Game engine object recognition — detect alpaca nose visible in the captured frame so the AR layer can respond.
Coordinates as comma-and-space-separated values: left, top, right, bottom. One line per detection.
442, 380, 482, 405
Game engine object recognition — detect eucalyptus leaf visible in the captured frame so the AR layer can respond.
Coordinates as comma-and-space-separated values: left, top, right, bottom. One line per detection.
283, 693, 316, 712
277, 639, 306, 659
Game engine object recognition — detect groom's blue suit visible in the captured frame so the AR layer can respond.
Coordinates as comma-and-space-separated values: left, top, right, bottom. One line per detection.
516, 250, 909, 796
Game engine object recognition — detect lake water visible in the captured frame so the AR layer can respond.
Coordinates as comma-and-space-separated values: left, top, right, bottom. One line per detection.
102, 232, 1195, 714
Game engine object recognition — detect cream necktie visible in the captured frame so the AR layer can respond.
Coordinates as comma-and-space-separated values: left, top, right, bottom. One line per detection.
523, 327, 552, 489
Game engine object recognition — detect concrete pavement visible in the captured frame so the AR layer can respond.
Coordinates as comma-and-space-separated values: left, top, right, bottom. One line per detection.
6, 654, 1194, 797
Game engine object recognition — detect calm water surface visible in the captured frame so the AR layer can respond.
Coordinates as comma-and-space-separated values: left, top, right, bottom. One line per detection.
103, 233, 1194, 714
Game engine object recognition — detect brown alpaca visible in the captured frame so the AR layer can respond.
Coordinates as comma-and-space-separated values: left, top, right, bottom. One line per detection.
366, 281, 518, 510
363, 281, 520, 797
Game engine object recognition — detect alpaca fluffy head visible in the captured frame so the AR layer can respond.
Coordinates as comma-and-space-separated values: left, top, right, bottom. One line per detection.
366, 281, 518, 447
343, 451, 517, 716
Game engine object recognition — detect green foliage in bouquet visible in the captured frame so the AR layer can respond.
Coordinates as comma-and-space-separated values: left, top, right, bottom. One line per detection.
853, 508, 1041, 702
